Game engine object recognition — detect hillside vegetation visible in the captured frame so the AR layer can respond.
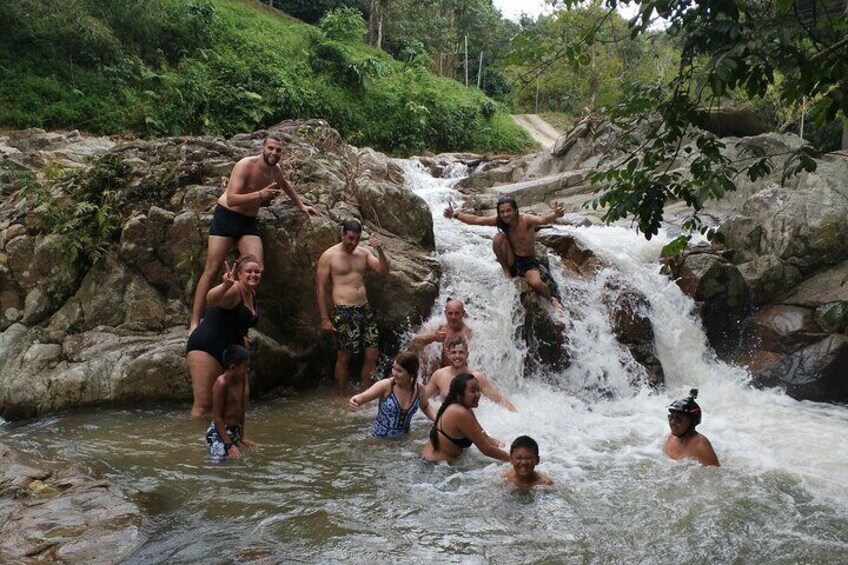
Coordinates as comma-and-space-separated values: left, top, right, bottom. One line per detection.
0, 0, 531, 155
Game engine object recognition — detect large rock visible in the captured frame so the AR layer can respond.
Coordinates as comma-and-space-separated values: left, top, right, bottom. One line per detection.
752, 334, 848, 401
677, 250, 750, 356
604, 283, 665, 387
703, 101, 769, 138
535, 231, 665, 384
0, 441, 143, 562
0, 120, 439, 420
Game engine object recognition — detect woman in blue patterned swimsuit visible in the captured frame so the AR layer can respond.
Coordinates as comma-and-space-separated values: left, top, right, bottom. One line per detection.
348, 352, 435, 438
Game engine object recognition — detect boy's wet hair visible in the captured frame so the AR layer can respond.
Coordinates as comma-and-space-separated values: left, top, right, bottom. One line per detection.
223, 344, 250, 368
510, 435, 540, 457
395, 351, 420, 381
445, 336, 467, 349
341, 218, 363, 233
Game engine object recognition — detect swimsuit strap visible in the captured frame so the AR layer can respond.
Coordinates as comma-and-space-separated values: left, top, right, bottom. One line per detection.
437, 425, 472, 449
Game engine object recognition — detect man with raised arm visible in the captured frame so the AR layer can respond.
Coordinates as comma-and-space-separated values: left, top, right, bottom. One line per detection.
425, 337, 517, 412
444, 195, 564, 307
316, 219, 390, 394
409, 298, 473, 367
189, 135, 320, 332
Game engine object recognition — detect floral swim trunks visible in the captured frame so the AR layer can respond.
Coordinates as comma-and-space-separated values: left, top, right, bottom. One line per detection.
206, 423, 242, 459
331, 304, 379, 353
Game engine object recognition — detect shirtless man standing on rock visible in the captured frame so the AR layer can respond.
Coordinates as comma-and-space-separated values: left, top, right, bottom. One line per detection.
444, 195, 564, 308
409, 298, 473, 367
189, 135, 320, 332
316, 219, 390, 394
425, 337, 516, 412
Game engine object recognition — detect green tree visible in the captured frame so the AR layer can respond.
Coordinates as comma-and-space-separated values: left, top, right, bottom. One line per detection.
549, 0, 846, 238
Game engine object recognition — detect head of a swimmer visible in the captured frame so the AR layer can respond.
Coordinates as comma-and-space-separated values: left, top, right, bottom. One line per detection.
445, 336, 469, 369
236, 255, 262, 288
262, 134, 284, 166
447, 372, 480, 409
510, 435, 541, 477
392, 351, 419, 384
432, 372, 479, 428
222, 344, 250, 375
340, 219, 363, 253
496, 195, 518, 233
444, 298, 466, 330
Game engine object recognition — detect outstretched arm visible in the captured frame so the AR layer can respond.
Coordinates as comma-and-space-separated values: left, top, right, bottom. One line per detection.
349, 379, 391, 412
458, 410, 510, 462
276, 171, 320, 216
409, 327, 446, 352
526, 201, 565, 227
444, 201, 498, 226
476, 372, 517, 412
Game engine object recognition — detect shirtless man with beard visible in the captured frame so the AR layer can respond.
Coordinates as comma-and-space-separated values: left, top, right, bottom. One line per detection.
445, 195, 563, 308
189, 135, 320, 332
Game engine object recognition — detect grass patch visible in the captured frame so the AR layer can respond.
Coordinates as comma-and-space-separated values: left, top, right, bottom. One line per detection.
0, 0, 532, 155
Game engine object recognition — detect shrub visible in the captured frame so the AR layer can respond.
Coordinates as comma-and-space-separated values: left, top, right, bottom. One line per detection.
317, 7, 366, 43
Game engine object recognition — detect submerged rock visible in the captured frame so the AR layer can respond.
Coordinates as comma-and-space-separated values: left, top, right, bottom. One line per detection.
0, 441, 143, 562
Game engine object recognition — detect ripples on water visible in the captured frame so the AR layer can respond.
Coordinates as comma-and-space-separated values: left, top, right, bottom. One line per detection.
2, 161, 847, 563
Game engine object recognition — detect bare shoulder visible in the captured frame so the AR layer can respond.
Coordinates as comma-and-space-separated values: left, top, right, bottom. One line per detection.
319, 243, 340, 259
430, 367, 450, 384
535, 472, 554, 486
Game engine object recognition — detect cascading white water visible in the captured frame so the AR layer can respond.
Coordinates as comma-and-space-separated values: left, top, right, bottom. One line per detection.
400, 158, 848, 510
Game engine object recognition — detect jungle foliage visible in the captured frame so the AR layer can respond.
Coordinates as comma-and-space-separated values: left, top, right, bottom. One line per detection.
536, 0, 847, 239
0, 0, 531, 154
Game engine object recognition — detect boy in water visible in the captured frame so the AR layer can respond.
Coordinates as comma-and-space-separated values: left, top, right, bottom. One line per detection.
206, 345, 258, 459
503, 435, 554, 490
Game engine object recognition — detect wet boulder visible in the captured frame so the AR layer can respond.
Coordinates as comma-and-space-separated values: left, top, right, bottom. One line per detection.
0, 441, 143, 563
676, 249, 750, 357
604, 283, 665, 387
751, 334, 848, 402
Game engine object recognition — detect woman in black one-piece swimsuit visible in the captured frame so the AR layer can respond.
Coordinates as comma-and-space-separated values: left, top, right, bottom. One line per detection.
186, 257, 260, 417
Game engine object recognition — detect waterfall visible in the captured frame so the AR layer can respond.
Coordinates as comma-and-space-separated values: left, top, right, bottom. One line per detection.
400, 158, 848, 505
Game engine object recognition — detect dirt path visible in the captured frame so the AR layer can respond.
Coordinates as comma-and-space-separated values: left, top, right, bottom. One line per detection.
511, 114, 562, 150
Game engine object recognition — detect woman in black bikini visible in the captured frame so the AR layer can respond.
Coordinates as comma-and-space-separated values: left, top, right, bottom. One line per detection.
421, 373, 510, 464
186, 256, 260, 417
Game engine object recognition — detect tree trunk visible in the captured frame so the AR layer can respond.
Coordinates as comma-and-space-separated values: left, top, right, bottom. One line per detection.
842, 118, 848, 150
477, 51, 483, 89
368, 0, 385, 48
